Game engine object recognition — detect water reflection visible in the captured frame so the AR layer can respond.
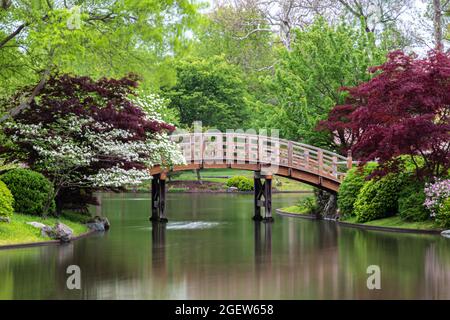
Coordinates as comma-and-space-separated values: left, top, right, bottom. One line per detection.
151, 222, 166, 274
254, 222, 272, 268
1, 193, 450, 299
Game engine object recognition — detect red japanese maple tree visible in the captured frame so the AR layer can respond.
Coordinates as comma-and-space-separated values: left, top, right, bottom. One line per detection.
319, 50, 450, 178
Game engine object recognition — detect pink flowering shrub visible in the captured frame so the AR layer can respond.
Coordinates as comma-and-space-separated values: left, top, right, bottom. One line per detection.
424, 179, 450, 219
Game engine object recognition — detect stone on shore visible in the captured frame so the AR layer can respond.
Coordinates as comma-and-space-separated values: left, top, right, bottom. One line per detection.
0, 217, 10, 223
227, 187, 238, 193
40, 223, 74, 243
27, 222, 47, 229
87, 216, 110, 232
441, 230, 450, 239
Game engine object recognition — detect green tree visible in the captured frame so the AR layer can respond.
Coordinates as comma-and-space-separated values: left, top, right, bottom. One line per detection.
193, 4, 275, 76
162, 56, 251, 131
259, 18, 394, 149
0, 0, 200, 105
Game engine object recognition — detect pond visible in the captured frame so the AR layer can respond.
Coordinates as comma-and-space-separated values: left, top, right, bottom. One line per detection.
0, 193, 450, 299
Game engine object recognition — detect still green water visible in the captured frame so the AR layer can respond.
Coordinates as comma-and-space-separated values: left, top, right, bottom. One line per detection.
1, 192, 450, 300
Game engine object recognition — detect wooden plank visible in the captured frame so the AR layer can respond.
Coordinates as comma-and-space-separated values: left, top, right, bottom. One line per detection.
317, 150, 324, 175
347, 150, 353, 169
288, 141, 293, 167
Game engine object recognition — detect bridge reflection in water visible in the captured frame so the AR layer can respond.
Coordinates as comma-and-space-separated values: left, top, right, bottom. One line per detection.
151, 220, 274, 278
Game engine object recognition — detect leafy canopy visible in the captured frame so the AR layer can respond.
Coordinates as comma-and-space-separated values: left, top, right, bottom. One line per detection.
4, 74, 185, 209
260, 18, 392, 149
162, 55, 251, 131
0, 0, 201, 98
320, 51, 450, 178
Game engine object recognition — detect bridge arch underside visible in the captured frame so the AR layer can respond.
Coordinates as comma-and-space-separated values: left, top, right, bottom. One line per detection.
150, 162, 340, 193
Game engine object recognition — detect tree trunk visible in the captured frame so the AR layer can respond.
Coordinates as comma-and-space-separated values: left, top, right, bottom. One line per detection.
433, 0, 443, 51
55, 196, 63, 216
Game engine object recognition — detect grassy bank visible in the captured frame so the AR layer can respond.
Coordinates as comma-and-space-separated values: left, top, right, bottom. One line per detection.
278, 205, 441, 231
278, 205, 312, 215
0, 213, 89, 246
340, 216, 440, 231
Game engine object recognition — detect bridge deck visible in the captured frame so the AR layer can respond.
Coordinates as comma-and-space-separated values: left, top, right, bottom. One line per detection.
151, 133, 353, 193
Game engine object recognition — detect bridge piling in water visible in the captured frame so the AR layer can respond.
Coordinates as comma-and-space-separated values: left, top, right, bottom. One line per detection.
253, 171, 274, 223
150, 173, 168, 223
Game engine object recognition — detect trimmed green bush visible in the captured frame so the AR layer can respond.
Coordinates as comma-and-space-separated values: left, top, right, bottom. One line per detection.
354, 173, 402, 223
226, 176, 254, 191
337, 163, 377, 217
436, 198, 450, 228
0, 169, 55, 216
296, 197, 318, 215
0, 180, 14, 218
398, 181, 429, 222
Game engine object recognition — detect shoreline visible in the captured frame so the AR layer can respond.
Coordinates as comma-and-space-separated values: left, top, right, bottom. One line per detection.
276, 208, 443, 235
0, 229, 98, 251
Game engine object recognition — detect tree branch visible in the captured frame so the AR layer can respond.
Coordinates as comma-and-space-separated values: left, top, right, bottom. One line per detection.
233, 27, 273, 40
0, 23, 27, 49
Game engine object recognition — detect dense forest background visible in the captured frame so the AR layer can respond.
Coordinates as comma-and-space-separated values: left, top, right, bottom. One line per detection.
1, 0, 449, 151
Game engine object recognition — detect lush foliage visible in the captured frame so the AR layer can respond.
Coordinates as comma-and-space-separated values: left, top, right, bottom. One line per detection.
4, 74, 185, 211
354, 173, 403, 223
162, 56, 251, 131
0, 0, 200, 99
0, 169, 55, 216
424, 179, 450, 217
337, 163, 377, 217
398, 181, 429, 222
321, 51, 450, 177
226, 176, 254, 191
193, 5, 275, 76
296, 197, 318, 215
259, 18, 391, 147
0, 180, 13, 218
436, 198, 450, 228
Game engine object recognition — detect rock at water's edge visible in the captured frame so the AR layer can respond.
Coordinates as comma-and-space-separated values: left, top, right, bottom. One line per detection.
54, 222, 73, 243
87, 216, 110, 232
441, 230, 450, 238
41, 223, 74, 242
27, 222, 47, 229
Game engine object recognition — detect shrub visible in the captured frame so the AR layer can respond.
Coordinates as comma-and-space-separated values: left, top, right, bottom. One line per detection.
297, 197, 318, 215
424, 179, 450, 217
398, 181, 429, 222
337, 162, 377, 217
226, 176, 254, 191
0, 169, 55, 216
354, 173, 402, 223
0, 180, 14, 218
436, 198, 450, 229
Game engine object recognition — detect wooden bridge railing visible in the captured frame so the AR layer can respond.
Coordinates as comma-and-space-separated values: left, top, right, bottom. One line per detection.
170, 133, 353, 183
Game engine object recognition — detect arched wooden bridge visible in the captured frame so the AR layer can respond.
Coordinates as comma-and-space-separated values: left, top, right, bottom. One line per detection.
150, 132, 353, 223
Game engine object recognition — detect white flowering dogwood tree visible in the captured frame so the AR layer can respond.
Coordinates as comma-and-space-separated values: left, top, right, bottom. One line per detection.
5, 74, 185, 213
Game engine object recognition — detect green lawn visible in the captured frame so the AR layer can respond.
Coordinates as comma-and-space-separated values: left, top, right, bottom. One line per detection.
170, 169, 313, 192
340, 216, 440, 231
0, 213, 89, 246
278, 205, 312, 215
279, 205, 441, 231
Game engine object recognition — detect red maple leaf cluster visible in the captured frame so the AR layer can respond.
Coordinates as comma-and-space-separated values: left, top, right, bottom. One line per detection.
319, 51, 450, 178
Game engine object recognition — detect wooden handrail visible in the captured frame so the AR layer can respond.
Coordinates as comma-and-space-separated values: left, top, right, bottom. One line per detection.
169, 133, 354, 182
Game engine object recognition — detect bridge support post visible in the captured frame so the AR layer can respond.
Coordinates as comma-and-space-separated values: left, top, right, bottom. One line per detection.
150, 173, 168, 223
253, 171, 274, 223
